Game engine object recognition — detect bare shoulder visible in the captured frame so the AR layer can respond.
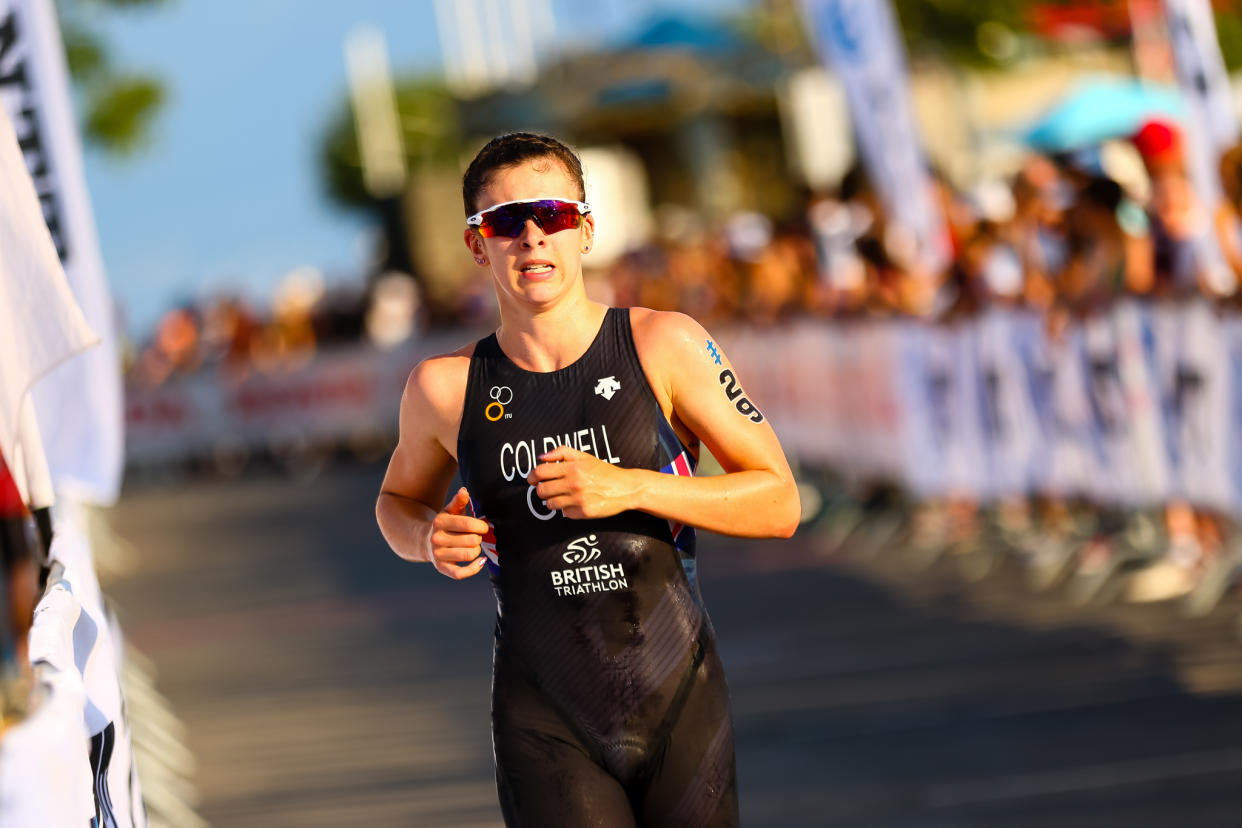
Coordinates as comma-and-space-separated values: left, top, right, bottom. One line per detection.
402, 341, 476, 436
626, 308, 723, 432
627, 307, 710, 361
382, 342, 476, 500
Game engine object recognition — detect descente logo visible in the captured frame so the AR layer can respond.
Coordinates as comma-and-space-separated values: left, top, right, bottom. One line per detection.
594, 376, 621, 400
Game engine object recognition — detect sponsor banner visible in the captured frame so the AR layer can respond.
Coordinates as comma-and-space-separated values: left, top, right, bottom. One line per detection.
1221, 315, 1242, 514
125, 334, 474, 466
128, 308, 1242, 516
720, 306, 1242, 512
1111, 300, 1170, 504
976, 308, 1041, 500
1165, 300, 1232, 511
797, 0, 949, 274
718, 320, 902, 478
0, 0, 123, 504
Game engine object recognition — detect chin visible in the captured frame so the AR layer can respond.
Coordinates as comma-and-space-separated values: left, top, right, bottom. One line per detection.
515, 275, 562, 295
503, 284, 560, 308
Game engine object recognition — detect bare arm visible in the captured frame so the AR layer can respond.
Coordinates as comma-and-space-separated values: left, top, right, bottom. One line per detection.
376, 352, 490, 580
528, 310, 800, 538
1124, 232, 1154, 295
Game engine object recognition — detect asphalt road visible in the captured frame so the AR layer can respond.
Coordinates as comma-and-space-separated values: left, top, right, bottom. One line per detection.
103, 462, 1242, 827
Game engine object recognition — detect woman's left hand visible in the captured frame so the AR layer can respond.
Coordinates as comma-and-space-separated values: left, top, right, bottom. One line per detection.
527, 446, 635, 520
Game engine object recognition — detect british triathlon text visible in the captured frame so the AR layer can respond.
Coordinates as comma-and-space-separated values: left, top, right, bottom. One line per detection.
552, 535, 628, 597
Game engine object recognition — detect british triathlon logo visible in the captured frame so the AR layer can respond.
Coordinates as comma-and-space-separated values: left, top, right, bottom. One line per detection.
594, 376, 621, 400
486, 385, 513, 421
562, 534, 602, 564
551, 534, 628, 597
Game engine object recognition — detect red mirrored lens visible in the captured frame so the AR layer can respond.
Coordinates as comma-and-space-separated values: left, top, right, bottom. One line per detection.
476, 200, 583, 238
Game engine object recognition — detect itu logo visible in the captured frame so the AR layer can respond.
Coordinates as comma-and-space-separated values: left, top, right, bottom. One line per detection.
486, 385, 513, 422
563, 534, 602, 565
594, 376, 621, 400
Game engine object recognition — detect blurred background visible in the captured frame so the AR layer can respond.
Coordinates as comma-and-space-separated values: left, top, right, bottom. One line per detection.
15, 0, 1242, 826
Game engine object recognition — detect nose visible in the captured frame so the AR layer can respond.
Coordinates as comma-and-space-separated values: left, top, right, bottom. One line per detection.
518, 217, 547, 248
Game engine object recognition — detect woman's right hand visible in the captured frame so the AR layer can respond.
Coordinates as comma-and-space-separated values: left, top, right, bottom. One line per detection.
429, 487, 490, 580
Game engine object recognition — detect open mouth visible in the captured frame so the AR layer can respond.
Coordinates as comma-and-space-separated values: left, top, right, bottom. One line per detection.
520, 262, 555, 276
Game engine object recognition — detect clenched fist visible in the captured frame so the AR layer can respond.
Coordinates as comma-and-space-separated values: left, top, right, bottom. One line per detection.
429, 487, 490, 580
526, 446, 635, 520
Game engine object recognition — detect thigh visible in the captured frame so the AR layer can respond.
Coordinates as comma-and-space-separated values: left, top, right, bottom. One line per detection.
494, 661, 638, 828
634, 648, 739, 828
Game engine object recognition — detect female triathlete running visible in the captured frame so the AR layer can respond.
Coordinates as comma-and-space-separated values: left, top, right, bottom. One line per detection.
376, 132, 799, 827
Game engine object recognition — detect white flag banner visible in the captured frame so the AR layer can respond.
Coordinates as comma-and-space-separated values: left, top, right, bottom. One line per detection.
1163, 0, 1239, 293
1164, 0, 1239, 153
0, 0, 123, 505
798, 0, 949, 275
0, 100, 95, 502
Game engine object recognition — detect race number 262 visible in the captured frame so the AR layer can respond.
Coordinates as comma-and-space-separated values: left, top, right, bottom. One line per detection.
719, 369, 764, 423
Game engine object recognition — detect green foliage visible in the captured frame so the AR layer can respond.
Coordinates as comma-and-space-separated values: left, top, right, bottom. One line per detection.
729, 0, 815, 61
1216, 10, 1242, 73
320, 79, 462, 211
56, 0, 169, 155
891, 0, 1028, 68
84, 77, 163, 153
60, 22, 108, 81
735, 0, 1029, 69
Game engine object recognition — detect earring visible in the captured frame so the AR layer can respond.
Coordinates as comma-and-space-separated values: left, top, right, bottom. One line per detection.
475, 257, 485, 264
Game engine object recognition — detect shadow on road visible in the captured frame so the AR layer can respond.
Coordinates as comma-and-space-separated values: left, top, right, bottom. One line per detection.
106, 463, 1242, 827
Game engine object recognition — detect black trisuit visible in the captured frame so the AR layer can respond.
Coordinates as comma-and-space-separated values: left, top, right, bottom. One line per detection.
457, 308, 738, 827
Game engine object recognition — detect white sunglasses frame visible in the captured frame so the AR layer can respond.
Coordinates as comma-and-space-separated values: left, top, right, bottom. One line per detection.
466, 198, 592, 232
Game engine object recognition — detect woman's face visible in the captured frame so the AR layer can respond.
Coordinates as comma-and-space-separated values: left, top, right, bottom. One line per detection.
464, 157, 594, 312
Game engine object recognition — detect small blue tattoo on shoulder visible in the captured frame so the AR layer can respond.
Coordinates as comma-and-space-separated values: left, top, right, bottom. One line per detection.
705, 339, 723, 365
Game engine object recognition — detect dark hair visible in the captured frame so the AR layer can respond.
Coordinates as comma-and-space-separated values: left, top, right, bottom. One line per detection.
462, 132, 586, 216
1079, 176, 1123, 213
838, 163, 869, 202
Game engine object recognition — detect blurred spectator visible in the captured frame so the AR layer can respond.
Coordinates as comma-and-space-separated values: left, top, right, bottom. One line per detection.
1134, 119, 1234, 299
365, 272, 422, 348
201, 296, 261, 382
1010, 155, 1070, 311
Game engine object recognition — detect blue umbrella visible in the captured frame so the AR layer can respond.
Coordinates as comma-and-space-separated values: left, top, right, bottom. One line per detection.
1023, 76, 1187, 151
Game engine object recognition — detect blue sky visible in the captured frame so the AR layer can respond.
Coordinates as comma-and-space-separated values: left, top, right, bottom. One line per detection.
80, 0, 748, 338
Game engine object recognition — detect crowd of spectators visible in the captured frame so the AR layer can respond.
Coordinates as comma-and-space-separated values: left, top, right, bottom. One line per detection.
603, 119, 1242, 333
126, 275, 370, 388
128, 119, 1242, 388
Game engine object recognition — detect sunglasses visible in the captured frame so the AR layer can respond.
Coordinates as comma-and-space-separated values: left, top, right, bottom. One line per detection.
467, 198, 591, 239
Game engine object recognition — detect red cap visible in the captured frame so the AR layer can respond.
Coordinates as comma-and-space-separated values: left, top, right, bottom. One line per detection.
1133, 119, 1182, 164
